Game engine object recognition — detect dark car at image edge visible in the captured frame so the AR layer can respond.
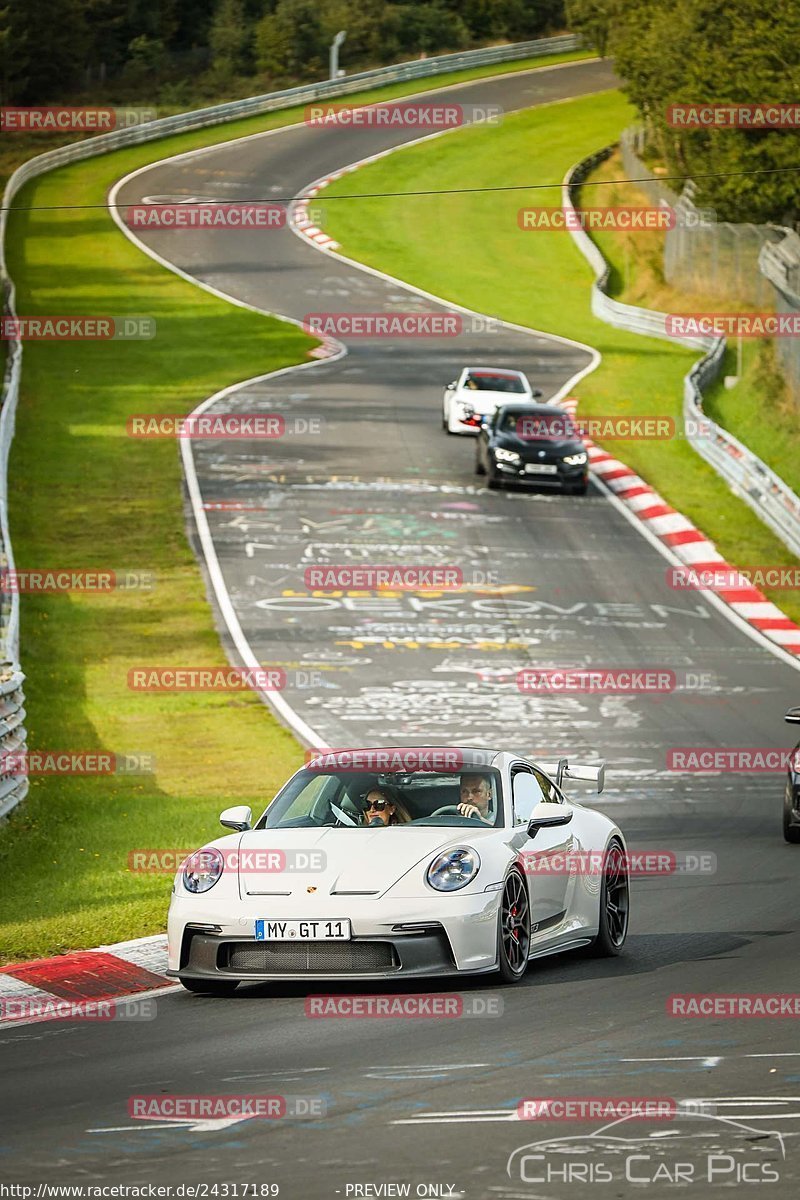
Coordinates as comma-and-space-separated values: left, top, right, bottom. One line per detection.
784, 706, 800, 843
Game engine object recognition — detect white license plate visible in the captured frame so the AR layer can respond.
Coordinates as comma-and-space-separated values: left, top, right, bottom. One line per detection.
255, 918, 351, 941
525, 463, 559, 475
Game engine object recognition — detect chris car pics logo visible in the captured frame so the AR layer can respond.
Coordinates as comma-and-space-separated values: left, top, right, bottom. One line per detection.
507, 1111, 785, 1186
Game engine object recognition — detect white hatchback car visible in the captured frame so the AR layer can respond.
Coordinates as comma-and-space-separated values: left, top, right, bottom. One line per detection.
442, 367, 540, 434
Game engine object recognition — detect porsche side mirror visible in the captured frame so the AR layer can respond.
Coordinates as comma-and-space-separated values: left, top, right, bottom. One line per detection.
446, 380, 457, 390
220, 805, 252, 831
785, 707, 800, 724
527, 801, 573, 834
512, 772, 542, 823
531, 388, 544, 398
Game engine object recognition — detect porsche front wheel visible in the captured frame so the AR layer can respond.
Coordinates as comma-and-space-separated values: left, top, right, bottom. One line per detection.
496, 870, 531, 983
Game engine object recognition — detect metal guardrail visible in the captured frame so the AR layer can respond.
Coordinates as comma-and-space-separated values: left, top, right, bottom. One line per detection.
0, 669, 27, 817
563, 147, 800, 561
759, 232, 800, 401
0, 34, 582, 818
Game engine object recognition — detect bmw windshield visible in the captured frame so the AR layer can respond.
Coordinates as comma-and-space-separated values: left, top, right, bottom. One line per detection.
498, 410, 580, 440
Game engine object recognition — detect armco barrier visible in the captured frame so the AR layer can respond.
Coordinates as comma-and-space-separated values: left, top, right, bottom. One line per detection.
563, 148, 800, 561
759, 231, 800, 402
0, 669, 27, 818
0, 34, 581, 819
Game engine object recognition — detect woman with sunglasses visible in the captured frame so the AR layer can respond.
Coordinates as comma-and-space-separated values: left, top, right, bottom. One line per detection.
364, 787, 410, 826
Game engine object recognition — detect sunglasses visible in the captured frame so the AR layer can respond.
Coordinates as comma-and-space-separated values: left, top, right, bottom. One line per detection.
366, 798, 390, 811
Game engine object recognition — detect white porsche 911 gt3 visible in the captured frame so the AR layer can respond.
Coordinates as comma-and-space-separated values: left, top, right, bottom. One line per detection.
168, 747, 629, 994
442, 367, 540, 435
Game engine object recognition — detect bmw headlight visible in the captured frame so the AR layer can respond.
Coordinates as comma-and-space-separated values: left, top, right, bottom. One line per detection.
427, 848, 480, 892
562, 451, 588, 466
494, 448, 521, 464
183, 847, 224, 893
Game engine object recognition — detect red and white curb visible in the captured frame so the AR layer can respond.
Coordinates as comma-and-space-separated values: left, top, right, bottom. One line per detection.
292, 172, 350, 252
292, 171, 355, 360
557, 397, 800, 657
290, 174, 343, 359
0, 934, 172, 1027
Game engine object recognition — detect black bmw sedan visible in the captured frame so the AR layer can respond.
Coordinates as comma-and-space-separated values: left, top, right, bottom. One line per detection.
475, 403, 589, 494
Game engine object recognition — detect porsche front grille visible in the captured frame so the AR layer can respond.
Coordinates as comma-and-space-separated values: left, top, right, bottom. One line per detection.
225, 940, 398, 974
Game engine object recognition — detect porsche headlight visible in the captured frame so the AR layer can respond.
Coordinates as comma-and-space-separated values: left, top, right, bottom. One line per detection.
427, 848, 480, 892
183, 847, 224, 893
494, 448, 521, 464
562, 451, 588, 466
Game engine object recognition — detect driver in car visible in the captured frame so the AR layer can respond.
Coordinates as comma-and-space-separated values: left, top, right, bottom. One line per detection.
457, 773, 494, 824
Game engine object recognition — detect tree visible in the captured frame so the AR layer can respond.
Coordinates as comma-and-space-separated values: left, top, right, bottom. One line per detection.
0, 4, 28, 103
255, 0, 326, 78
1, 0, 89, 102
606, 0, 800, 222
124, 34, 167, 81
565, 0, 617, 56
209, 0, 252, 77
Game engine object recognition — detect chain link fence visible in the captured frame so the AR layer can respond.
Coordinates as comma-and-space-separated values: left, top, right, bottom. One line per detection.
620, 127, 800, 396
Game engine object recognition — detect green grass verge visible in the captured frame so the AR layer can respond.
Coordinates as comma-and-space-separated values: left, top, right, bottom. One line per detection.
322, 89, 800, 621
0, 52, 592, 962
2, 170, 313, 964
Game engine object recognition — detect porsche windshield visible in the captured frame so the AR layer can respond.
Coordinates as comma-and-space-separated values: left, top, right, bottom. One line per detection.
258, 769, 503, 829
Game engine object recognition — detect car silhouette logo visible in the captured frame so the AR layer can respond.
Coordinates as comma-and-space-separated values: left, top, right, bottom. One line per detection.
506, 1110, 786, 1184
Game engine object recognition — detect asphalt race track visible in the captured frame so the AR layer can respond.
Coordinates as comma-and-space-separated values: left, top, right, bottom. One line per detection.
4, 58, 800, 1196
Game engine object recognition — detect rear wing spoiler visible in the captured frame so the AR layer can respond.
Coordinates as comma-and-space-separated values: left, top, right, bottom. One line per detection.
534, 758, 605, 794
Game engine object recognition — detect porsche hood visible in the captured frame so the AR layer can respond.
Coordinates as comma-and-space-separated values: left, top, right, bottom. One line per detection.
235, 826, 494, 899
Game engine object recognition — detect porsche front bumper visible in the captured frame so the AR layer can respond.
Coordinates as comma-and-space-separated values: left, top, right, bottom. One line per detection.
168, 890, 501, 981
